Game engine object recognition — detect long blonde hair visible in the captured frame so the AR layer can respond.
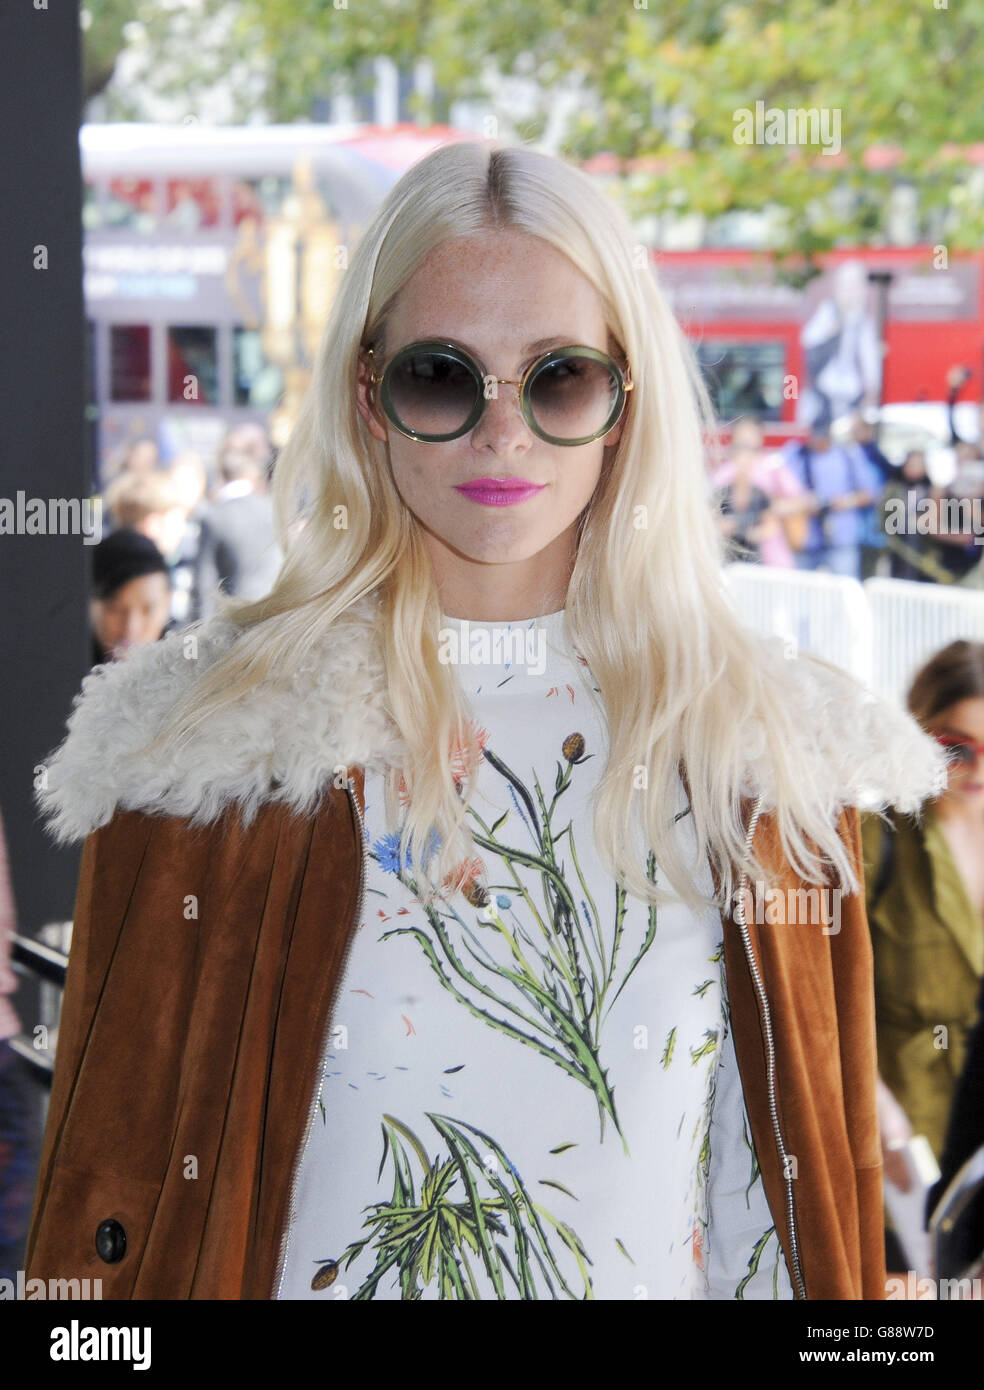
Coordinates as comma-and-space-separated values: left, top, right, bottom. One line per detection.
144, 139, 859, 912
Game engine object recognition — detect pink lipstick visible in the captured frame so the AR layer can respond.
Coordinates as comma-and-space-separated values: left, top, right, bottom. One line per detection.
454, 477, 546, 507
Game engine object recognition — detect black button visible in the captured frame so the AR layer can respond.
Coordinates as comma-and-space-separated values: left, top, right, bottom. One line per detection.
94, 1218, 127, 1263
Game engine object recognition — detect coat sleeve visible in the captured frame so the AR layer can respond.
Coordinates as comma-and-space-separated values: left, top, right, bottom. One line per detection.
830, 804, 889, 1300
23, 788, 353, 1299
23, 811, 157, 1286
719, 802, 888, 1299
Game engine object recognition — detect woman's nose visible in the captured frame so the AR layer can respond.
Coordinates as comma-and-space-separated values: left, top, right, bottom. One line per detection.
469, 380, 532, 449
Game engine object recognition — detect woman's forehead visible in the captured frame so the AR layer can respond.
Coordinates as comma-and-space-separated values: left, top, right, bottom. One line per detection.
386, 249, 611, 353
396, 232, 602, 308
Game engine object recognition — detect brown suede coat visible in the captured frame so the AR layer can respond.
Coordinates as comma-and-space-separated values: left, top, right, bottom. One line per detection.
25, 769, 886, 1300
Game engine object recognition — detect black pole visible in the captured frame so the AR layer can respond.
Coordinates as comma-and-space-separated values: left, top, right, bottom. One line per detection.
867, 269, 894, 415
0, 3, 88, 938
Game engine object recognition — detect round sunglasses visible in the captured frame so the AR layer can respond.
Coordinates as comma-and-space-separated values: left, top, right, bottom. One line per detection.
365, 339, 634, 446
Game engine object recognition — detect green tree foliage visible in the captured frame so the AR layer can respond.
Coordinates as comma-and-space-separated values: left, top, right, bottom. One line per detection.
84, 0, 984, 250
81, 0, 135, 103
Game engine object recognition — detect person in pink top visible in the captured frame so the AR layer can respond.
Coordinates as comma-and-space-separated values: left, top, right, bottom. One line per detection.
713, 416, 807, 568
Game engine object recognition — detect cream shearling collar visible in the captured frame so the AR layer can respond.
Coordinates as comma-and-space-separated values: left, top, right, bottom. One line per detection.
36, 595, 947, 846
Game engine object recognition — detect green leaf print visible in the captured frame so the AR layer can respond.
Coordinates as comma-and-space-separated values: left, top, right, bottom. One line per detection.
736, 1226, 780, 1300
690, 1029, 718, 1064
538, 1178, 578, 1200
327, 1113, 594, 1300
377, 733, 668, 1147
742, 1112, 762, 1201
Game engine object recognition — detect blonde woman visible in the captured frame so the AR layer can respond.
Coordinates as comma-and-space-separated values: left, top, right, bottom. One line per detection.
26, 141, 944, 1301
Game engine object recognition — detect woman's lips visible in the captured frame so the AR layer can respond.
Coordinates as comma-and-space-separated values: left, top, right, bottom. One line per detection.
453, 478, 546, 507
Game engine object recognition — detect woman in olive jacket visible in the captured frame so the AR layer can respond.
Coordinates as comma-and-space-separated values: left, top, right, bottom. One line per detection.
862, 640, 984, 1166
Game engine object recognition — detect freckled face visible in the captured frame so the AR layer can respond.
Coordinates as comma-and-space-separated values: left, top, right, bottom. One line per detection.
356, 229, 626, 574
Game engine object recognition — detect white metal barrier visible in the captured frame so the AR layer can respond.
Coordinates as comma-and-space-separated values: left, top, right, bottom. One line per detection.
723, 563, 873, 685
723, 564, 984, 703
864, 577, 984, 703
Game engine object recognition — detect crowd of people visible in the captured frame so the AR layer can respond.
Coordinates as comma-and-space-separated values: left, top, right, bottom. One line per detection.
713, 384, 984, 588
89, 422, 283, 666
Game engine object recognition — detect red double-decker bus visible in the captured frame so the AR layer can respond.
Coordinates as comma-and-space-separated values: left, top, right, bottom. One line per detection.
652, 245, 984, 450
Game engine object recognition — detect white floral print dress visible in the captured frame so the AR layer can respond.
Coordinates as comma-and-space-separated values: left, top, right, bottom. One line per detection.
276, 610, 793, 1300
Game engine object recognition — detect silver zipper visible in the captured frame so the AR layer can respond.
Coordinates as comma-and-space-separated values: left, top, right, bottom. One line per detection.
732, 790, 808, 1301
270, 775, 368, 1299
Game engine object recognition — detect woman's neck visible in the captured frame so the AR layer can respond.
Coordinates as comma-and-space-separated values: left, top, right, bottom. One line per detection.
428, 528, 575, 622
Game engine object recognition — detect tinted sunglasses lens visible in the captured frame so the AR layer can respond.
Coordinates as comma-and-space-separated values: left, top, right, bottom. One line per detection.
528, 354, 619, 440
386, 350, 478, 437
